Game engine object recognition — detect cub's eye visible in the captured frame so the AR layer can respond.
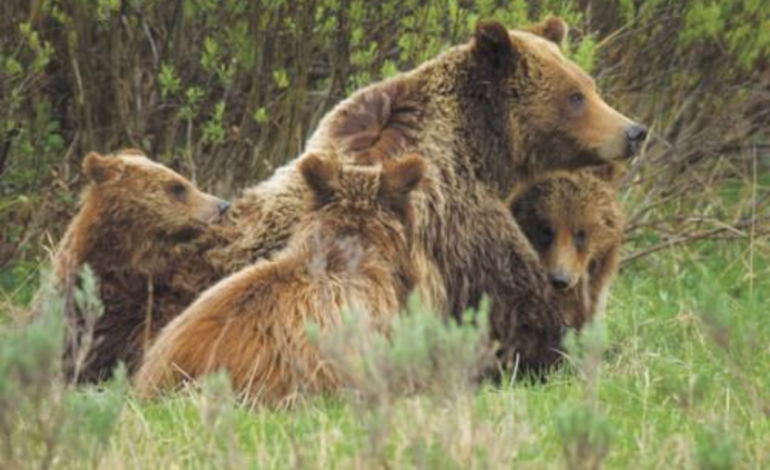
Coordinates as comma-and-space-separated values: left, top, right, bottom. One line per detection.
575, 230, 587, 250
169, 182, 187, 200
569, 92, 585, 106
538, 226, 554, 246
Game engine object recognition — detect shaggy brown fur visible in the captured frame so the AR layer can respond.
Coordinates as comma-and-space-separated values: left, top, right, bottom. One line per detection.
134, 154, 424, 406
202, 17, 645, 372
509, 165, 626, 329
54, 150, 233, 383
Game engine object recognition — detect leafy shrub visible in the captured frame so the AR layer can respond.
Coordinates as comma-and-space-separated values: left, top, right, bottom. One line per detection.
0, 269, 125, 470
314, 293, 493, 402
3, 1, 764, 269
555, 320, 614, 470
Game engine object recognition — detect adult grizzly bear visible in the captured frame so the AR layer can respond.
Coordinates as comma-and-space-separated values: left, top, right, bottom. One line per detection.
508, 165, 626, 329
135, 153, 425, 406
54, 149, 232, 383
207, 17, 646, 372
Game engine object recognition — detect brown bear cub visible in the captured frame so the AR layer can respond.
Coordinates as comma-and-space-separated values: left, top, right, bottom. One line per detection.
134, 153, 425, 406
508, 166, 626, 329
54, 149, 232, 383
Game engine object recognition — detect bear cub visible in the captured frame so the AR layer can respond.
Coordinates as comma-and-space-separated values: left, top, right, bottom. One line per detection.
54, 149, 232, 383
134, 152, 425, 406
508, 166, 626, 329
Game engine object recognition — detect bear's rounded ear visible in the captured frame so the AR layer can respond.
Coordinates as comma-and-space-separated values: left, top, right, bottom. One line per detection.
473, 20, 516, 69
299, 152, 339, 204
527, 16, 569, 48
379, 153, 425, 216
83, 152, 123, 184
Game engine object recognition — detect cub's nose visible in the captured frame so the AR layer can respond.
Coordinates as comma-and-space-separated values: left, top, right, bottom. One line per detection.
550, 272, 571, 290
218, 201, 232, 215
626, 124, 648, 156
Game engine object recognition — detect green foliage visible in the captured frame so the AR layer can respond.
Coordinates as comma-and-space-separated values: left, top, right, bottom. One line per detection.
252, 107, 269, 125
555, 320, 614, 470
180, 86, 206, 122
2, 0, 765, 267
555, 403, 614, 470
159, 63, 182, 99
572, 34, 597, 73
202, 101, 227, 145
680, 0, 770, 70
694, 424, 740, 470
315, 293, 493, 400
0, 268, 124, 469
0, 241, 766, 468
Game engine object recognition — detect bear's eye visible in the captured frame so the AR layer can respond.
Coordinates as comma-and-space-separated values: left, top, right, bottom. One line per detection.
569, 91, 586, 113
575, 230, 587, 250
538, 226, 554, 247
169, 182, 187, 201
569, 92, 585, 107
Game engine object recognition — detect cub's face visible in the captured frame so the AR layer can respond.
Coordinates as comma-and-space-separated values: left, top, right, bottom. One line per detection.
473, 18, 648, 171
509, 171, 624, 291
83, 150, 229, 236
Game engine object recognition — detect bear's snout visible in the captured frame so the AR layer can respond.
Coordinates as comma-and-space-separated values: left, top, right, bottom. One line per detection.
549, 271, 572, 290
218, 201, 231, 216
625, 124, 648, 156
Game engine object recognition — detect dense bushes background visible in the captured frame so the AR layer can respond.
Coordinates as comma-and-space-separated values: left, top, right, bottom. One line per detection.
1, 0, 768, 269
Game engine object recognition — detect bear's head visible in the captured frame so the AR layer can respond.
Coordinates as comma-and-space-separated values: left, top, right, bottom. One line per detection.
471, 17, 647, 174
299, 152, 425, 245
508, 165, 625, 293
80, 149, 230, 249
297, 152, 425, 291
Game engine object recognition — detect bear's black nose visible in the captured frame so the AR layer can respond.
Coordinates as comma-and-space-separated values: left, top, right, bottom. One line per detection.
550, 272, 570, 290
626, 124, 648, 155
218, 201, 232, 215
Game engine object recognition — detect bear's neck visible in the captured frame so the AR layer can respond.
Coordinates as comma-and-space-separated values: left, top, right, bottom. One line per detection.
290, 224, 415, 308
416, 47, 525, 197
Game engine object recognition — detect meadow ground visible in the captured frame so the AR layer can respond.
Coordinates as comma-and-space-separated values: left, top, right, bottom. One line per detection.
0, 240, 767, 470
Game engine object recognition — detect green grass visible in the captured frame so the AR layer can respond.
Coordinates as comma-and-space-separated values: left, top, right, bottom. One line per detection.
1, 241, 767, 469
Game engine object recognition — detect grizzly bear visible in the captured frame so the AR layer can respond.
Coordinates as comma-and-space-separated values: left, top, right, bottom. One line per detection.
54, 149, 233, 383
204, 17, 646, 372
134, 153, 424, 405
508, 165, 626, 330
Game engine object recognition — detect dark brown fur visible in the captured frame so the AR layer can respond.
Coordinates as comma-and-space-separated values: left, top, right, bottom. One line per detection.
135, 154, 424, 406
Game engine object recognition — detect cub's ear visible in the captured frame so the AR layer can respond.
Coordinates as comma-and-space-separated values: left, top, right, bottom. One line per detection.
473, 20, 516, 69
382, 153, 425, 197
83, 152, 123, 184
299, 152, 339, 204
380, 153, 425, 215
527, 16, 568, 48
586, 163, 626, 188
